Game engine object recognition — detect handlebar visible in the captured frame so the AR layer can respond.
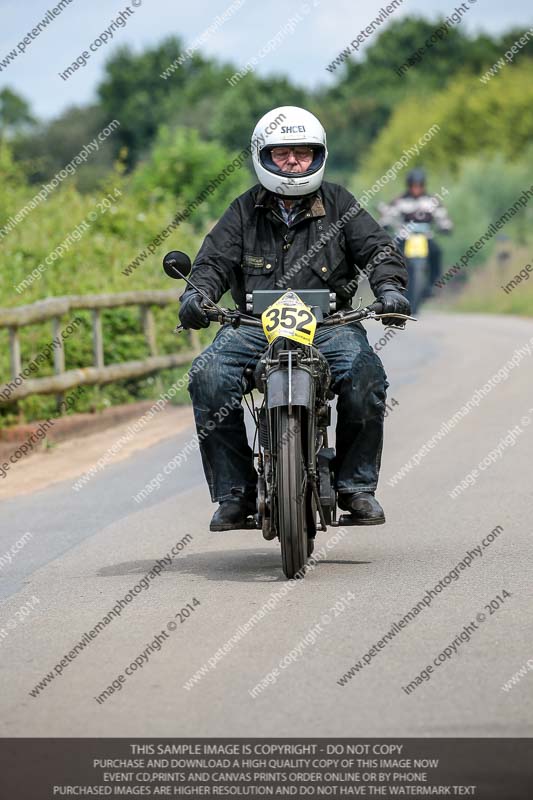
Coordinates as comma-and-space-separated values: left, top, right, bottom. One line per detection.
176, 299, 414, 333
321, 300, 383, 325
202, 304, 386, 328
203, 306, 263, 327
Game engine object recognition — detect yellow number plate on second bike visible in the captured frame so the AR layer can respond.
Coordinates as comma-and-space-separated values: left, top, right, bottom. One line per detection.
404, 234, 429, 259
261, 291, 317, 345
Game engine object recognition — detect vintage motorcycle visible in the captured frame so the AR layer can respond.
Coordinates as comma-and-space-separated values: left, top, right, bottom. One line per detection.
164, 251, 413, 579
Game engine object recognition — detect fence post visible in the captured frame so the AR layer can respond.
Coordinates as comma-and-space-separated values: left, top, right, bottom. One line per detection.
52, 317, 66, 413
8, 327, 21, 379
141, 306, 158, 356
141, 304, 163, 394
92, 309, 104, 368
7, 326, 21, 416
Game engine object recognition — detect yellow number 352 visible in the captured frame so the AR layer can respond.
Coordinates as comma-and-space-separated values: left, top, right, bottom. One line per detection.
261, 291, 317, 346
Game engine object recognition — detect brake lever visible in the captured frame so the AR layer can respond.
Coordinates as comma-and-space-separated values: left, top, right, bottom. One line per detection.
371, 312, 418, 322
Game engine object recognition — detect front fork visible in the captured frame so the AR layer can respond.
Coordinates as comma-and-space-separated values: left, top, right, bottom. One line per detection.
305, 407, 329, 533
257, 348, 332, 539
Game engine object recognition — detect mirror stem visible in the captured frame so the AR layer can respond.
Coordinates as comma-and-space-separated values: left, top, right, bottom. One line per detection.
170, 267, 225, 313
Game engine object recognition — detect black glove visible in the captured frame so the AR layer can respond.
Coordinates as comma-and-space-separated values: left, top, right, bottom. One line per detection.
376, 283, 411, 327
178, 293, 210, 330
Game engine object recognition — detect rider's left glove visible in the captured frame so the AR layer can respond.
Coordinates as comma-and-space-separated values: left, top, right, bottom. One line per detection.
376, 283, 411, 327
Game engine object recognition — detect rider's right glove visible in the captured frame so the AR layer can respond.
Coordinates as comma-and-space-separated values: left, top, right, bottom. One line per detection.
178, 293, 210, 330
376, 283, 411, 327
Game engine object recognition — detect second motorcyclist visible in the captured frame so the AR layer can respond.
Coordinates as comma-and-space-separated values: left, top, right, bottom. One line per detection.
378, 168, 453, 288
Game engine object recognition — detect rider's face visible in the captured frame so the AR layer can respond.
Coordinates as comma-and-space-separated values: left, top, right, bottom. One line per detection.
409, 182, 425, 198
270, 146, 314, 173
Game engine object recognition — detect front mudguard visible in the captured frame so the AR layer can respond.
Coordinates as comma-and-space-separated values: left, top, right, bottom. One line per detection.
266, 365, 314, 410
261, 343, 331, 410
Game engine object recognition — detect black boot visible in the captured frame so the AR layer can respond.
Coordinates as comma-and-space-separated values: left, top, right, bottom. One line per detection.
209, 497, 256, 532
337, 492, 385, 525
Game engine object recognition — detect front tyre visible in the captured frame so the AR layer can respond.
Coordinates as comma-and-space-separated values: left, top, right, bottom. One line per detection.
406, 257, 427, 314
277, 407, 308, 579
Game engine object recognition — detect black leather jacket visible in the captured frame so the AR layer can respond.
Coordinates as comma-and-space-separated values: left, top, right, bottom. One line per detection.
180, 181, 407, 313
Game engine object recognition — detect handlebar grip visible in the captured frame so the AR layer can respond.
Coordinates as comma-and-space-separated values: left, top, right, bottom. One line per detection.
204, 307, 221, 322
368, 301, 384, 314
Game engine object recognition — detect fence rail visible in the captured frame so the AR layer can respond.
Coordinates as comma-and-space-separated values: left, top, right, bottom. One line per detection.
0, 290, 200, 403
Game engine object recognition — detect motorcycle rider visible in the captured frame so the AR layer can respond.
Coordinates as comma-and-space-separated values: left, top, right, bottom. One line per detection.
378, 167, 453, 287
179, 106, 410, 532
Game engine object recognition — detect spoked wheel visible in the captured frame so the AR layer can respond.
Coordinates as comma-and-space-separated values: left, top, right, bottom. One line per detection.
277, 406, 309, 579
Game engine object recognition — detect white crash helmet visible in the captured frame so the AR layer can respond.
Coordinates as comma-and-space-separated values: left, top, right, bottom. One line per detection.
251, 106, 328, 197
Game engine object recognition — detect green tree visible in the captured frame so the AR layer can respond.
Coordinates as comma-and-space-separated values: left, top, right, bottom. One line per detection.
362, 60, 533, 176
319, 17, 533, 178
0, 88, 35, 139
209, 72, 308, 152
97, 37, 309, 169
12, 104, 115, 190
131, 125, 252, 225
97, 37, 222, 167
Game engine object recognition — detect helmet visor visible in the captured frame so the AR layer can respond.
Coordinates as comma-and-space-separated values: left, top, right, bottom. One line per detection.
260, 144, 326, 179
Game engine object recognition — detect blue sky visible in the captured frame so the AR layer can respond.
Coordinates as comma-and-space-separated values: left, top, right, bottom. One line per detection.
0, 0, 530, 120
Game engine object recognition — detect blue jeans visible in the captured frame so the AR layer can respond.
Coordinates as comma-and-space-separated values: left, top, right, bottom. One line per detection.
188, 322, 389, 503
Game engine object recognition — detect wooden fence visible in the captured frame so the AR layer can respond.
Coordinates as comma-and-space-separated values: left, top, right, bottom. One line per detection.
0, 290, 201, 403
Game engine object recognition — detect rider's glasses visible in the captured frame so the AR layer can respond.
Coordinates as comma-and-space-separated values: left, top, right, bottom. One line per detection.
270, 146, 314, 162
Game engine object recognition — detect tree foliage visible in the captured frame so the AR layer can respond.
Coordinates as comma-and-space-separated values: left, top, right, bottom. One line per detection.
7, 18, 533, 182
0, 88, 35, 138
363, 60, 533, 175
131, 125, 252, 224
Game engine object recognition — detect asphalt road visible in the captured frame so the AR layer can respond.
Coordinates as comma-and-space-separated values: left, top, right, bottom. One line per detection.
0, 311, 532, 737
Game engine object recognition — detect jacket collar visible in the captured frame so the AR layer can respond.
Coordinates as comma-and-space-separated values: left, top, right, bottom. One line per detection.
254, 186, 325, 218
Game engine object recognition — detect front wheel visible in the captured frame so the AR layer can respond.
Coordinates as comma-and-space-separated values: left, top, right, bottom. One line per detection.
406, 257, 427, 314
277, 407, 308, 579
